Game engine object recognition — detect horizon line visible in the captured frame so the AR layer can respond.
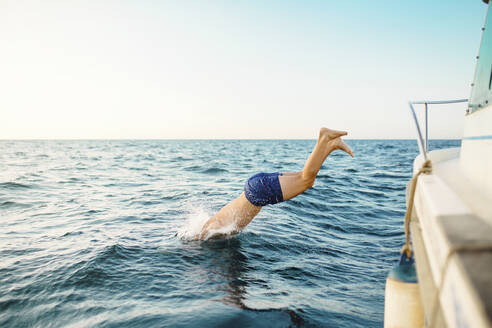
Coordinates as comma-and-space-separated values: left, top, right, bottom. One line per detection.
0, 138, 461, 141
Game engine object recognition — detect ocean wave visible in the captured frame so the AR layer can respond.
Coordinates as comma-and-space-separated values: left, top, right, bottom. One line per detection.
183, 165, 202, 171
60, 231, 84, 238
62, 244, 138, 289
0, 182, 31, 190
353, 188, 385, 197
159, 190, 190, 201
202, 167, 229, 175
273, 265, 320, 280
0, 201, 31, 209
171, 156, 193, 162
370, 171, 405, 179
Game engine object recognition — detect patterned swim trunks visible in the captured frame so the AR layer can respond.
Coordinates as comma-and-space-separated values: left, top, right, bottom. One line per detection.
244, 172, 284, 206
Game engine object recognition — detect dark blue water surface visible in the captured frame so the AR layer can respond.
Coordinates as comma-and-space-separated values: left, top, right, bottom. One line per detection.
0, 139, 460, 328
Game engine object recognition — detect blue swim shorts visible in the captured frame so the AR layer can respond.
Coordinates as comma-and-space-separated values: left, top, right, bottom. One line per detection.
244, 172, 284, 206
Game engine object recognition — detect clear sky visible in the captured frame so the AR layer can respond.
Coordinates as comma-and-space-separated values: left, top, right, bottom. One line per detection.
0, 1, 488, 139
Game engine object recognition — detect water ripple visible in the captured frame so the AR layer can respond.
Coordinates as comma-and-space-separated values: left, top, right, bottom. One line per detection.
0, 139, 459, 328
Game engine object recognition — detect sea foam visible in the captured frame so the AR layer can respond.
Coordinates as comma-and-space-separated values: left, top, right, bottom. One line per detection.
177, 205, 239, 241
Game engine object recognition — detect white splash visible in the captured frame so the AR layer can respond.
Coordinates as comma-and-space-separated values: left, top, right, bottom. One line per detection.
176, 206, 210, 240
201, 221, 239, 241
176, 205, 240, 241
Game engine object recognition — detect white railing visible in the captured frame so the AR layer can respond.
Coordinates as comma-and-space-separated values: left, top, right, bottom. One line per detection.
408, 99, 468, 160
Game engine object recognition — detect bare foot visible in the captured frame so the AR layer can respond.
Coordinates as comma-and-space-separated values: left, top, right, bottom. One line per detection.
319, 127, 348, 141
328, 137, 354, 157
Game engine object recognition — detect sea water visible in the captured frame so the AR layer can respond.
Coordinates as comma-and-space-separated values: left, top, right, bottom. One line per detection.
0, 139, 460, 327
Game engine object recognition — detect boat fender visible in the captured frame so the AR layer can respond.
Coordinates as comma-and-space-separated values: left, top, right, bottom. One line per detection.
384, 254, 424, 328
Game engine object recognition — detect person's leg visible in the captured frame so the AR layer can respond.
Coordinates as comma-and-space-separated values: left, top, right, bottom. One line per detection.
279, 128, 353, 201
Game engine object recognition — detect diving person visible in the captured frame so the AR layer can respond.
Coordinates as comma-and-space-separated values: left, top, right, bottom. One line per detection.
199, 128, 354, 240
